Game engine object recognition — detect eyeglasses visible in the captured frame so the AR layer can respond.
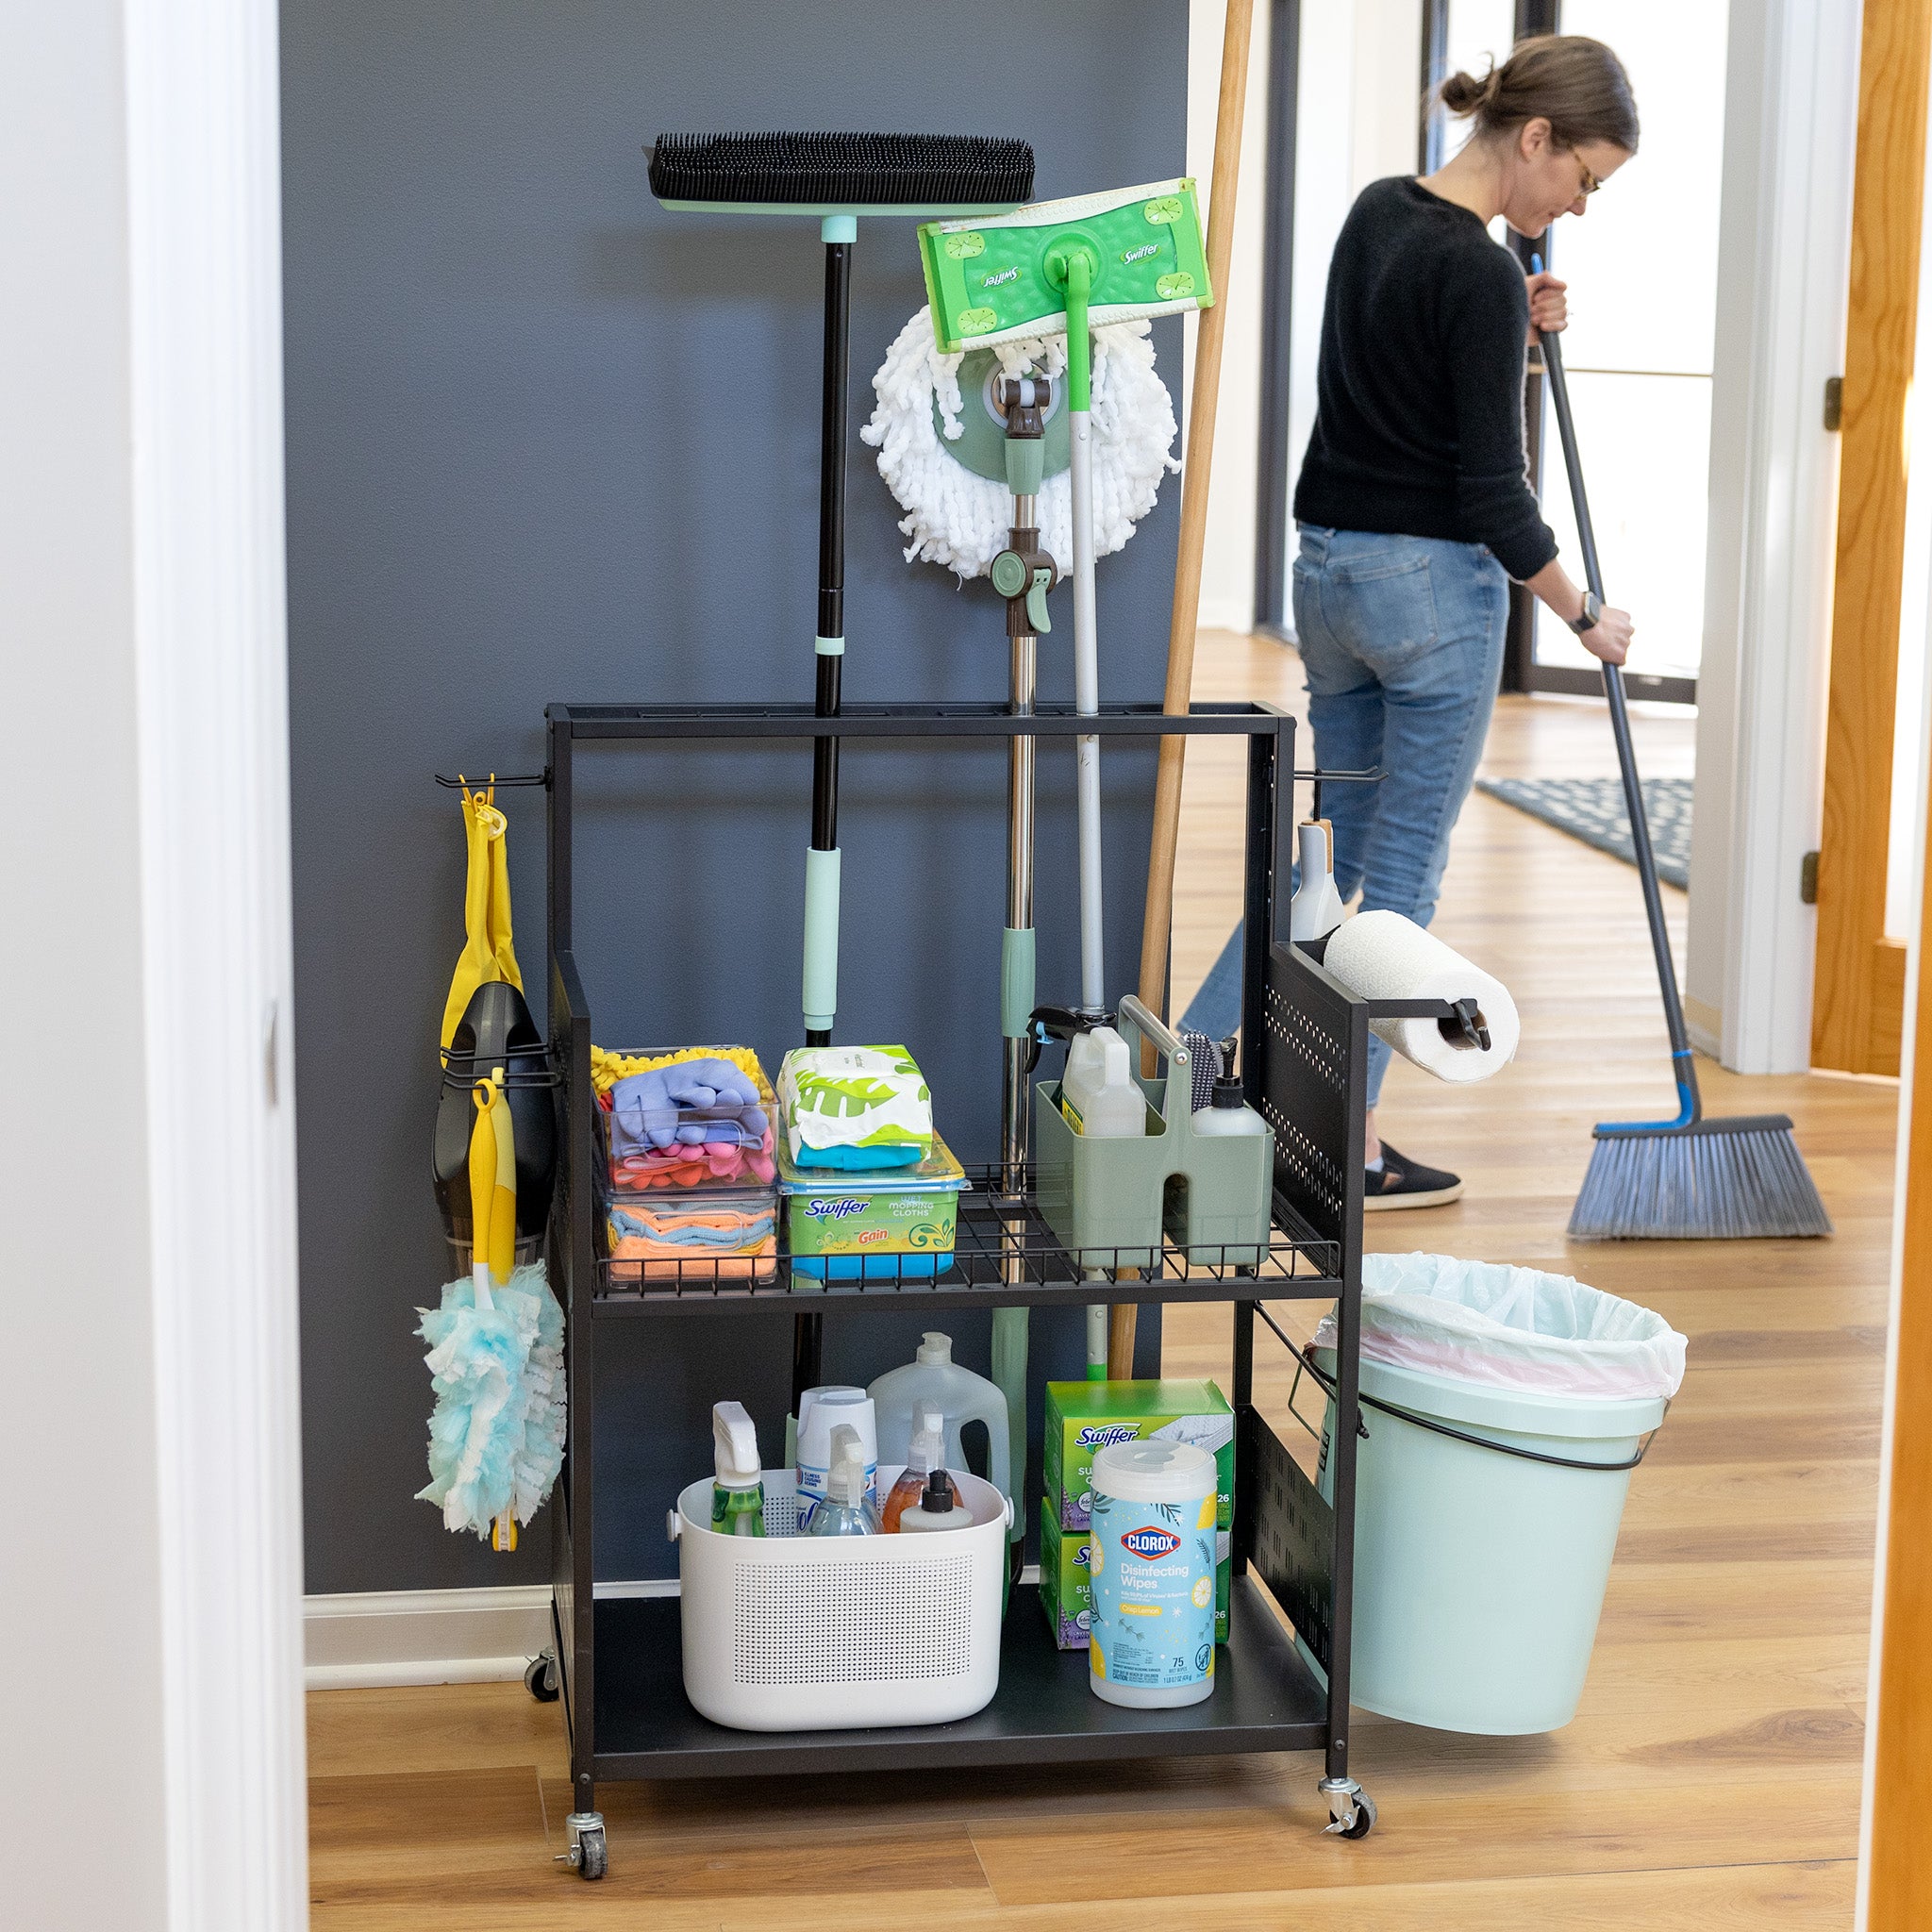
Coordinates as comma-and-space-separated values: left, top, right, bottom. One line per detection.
1575, 158, 1600, 198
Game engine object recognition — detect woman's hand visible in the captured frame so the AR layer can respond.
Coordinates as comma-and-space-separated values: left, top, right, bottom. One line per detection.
1525, 558, 1633, 665
1580, 605, 1633, 665
1525, 270, 1567, 338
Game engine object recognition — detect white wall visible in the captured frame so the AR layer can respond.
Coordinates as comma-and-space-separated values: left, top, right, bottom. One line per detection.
1190, 0, 1422, 637
1685, 0, 1859, 1072
3, 3, 309, 1926
1188, 0, 1274, 633
2, 7, 172, 1923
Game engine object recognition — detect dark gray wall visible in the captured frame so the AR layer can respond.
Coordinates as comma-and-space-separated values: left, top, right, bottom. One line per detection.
285, 0, 1185, 1594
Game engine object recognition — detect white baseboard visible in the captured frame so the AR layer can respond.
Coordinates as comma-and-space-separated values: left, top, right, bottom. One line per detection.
306, 1566, 1041, 1690
1685, 992, 1724, 1063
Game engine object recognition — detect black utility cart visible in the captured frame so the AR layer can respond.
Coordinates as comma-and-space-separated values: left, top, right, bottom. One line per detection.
531, 698, 1415, 1882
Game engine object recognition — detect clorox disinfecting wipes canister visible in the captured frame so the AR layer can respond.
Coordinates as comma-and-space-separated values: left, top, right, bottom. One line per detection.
1087, 1438, 1218, 1707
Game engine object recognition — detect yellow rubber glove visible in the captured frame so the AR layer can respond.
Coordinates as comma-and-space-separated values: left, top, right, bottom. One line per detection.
441, 784, 525, 1049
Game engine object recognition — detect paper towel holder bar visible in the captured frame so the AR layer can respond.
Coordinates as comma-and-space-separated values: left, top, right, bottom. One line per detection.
1371, 995, 1492, 1053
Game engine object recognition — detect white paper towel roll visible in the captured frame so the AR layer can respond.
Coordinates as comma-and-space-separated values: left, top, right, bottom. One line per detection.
1321, 910, 1520, 1083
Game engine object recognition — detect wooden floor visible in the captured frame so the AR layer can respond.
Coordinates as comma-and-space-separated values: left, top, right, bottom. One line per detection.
308, 632, 1894, 1928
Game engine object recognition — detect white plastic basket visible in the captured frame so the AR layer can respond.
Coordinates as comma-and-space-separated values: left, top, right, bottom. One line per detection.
669, 1466, 1011, 1732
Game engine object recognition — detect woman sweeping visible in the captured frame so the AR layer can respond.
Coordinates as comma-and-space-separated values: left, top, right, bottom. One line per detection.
1293, 34, 1639, 1208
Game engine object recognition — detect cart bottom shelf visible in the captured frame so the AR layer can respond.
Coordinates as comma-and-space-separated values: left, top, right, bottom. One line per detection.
589, 1574, 1329, 1781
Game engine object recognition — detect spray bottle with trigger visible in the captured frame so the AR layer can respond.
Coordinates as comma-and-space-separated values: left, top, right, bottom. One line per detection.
710, 1401, 765, 1537
1290, 763, 1346, 952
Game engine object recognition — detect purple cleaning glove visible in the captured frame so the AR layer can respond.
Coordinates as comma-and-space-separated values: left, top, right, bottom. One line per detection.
612, 1059, 767, 1157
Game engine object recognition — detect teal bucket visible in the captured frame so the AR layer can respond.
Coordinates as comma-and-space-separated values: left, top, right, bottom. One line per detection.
1311, 1348, 1664, 1735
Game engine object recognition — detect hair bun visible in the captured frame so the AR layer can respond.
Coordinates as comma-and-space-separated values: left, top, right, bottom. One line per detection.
1438, 67, 1492, 116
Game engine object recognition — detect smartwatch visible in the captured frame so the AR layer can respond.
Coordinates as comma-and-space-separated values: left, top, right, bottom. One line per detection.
1568, 591, 1602, 635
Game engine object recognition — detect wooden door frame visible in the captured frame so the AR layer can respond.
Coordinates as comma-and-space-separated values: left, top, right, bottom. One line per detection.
1813, 0, 1932, 1077
1866, 676, 1932, 1924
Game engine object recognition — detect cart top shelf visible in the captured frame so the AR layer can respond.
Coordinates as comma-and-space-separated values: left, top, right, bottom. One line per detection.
545, 699, 1296, 742
591, 1168, 1342, 1318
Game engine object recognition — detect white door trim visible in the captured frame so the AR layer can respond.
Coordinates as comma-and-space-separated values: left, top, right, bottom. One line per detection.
1688, 0, 1860, 1072
125, 1, 309, 1924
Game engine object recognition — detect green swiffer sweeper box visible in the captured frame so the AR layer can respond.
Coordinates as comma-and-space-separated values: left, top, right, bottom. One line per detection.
1041, 1379, 1234, 1648
1038, 1500, 1094, 1649
1043, 1379, 1236, 1530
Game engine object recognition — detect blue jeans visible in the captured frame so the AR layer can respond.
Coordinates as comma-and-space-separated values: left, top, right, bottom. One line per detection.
1291, 525, 1509, 1111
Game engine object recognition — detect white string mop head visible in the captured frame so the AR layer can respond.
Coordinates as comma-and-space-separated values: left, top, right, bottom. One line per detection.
861, 304, 1179, 580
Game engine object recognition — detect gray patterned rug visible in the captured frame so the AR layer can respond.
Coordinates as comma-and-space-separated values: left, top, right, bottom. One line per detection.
1474, 775, 1691, 889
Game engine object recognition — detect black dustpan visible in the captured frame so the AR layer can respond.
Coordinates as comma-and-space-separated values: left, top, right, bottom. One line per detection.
434, 979, 556, 1245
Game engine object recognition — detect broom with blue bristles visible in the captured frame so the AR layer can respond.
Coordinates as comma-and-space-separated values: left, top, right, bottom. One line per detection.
1533, 282, 1831, 1241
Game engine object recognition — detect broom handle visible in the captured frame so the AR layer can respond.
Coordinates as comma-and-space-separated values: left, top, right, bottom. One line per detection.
1538, 321, 1702, 1121
1117, 0, 1256, 1378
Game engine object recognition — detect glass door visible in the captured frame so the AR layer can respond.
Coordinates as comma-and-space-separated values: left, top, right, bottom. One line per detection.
1526, 0, 1726, 699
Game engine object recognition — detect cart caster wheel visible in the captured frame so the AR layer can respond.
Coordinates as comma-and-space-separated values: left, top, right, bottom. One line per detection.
1321, 1778, 1376, 1839
558, 1811, 607, 1880
524, 1652, 559, 1703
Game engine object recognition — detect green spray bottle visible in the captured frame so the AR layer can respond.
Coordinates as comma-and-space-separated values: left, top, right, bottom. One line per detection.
710, 1400, 766, 1537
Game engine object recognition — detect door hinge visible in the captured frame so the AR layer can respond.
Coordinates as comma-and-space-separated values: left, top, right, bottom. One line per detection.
1824, 376, 1843, 432
1801, 850, 1820, 904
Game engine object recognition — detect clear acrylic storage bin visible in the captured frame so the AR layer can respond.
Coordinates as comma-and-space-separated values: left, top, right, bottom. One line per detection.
602, 1185, 777, 1285
598, 1046, 778, 1198
668, 1466, 1011, 1732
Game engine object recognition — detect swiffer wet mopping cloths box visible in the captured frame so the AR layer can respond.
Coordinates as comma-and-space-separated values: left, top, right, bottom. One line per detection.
1044, 1378, 1235, 1533
777, 1136, 966, 1279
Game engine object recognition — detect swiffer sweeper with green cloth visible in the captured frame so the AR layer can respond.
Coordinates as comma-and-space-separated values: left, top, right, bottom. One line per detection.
922, 180, 1212, 1383
922, 180, 1210, 1026
647, 133, 1032, 1049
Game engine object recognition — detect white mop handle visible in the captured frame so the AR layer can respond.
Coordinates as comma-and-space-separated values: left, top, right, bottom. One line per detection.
1072, 408, 1104, 1011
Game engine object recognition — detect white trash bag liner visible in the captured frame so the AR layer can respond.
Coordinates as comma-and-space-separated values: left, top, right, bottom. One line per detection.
1311, 1252, 1686, 1402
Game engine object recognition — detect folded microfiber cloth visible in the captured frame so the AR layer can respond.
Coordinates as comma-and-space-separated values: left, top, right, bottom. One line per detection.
608, 1121, 777, 1191
777, 1044, 934, 1167
608, 1204, 776, 1252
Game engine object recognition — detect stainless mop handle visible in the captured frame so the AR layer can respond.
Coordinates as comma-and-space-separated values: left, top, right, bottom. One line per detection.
1538, 325, 1699, 1088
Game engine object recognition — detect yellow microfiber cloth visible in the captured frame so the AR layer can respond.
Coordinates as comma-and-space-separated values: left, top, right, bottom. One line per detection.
591, 1042, 767, 1099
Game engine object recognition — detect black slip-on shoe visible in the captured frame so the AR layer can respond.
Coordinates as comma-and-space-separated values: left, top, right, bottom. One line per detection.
1363, 1141, 1464, 1211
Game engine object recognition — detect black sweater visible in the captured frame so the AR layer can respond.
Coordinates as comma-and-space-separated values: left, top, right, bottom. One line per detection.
1293, 176, 1558, 584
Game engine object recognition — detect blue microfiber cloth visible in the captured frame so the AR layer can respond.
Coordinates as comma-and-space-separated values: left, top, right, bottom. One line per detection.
791, 1142, 925, 1171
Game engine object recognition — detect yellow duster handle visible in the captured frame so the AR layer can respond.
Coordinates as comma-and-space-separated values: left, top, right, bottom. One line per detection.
470, 1073, 522, 1554
487, 1072, 517, 1286
469, 1084, 498, 1308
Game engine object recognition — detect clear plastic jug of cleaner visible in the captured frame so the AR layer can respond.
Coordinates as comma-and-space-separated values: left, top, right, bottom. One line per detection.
869, 1333, 1011, 1522
1058, 1026, 1149, 1139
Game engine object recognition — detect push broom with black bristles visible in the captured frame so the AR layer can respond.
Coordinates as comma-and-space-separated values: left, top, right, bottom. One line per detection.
646, 133, 1035, 1412
1535, 291, 1832, 1241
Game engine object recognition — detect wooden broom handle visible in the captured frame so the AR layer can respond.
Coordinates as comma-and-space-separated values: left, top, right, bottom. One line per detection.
1114, 0, 1257, 1379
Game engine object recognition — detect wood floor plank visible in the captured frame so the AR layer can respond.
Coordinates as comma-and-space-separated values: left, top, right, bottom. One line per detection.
969, 1776, 1857, 1904
307, 1679, 571, 1781
534, 1778, 992, 1903
712, 1858, 1855, 1931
